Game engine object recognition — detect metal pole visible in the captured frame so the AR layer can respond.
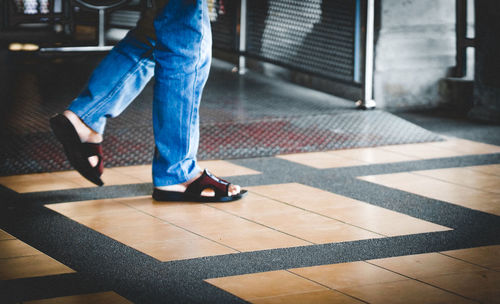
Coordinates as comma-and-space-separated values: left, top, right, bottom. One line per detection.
98, 8, 105, 47
238, 0, 247, 75
356, 0, 376, 109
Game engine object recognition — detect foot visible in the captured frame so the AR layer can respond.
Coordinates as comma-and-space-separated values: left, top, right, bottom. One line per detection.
155, 171, 241, 198
63, 110, 102, 167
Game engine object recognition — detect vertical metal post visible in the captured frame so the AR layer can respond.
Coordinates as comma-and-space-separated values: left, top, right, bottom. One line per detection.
356, 0, 376, 109
98, 8, 106, 47
238, 0, 247, 75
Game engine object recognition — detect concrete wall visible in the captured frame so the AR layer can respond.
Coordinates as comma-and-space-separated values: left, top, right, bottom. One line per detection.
374, 0, 456, 109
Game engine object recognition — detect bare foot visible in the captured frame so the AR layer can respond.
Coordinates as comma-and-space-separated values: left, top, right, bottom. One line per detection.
63, 110, 102, 167
155, 171, 241, 197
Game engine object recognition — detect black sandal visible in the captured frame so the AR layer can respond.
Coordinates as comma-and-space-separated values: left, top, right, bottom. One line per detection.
50, 114, 104, 186
152, 170, 247, 202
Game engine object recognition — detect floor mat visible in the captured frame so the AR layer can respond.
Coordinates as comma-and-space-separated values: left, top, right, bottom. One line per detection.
0, 56, 441, 175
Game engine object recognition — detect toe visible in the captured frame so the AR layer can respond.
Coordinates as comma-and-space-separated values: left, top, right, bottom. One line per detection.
229, 184, 241, 196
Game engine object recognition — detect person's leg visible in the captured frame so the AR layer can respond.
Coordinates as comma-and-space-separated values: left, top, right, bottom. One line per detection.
67, 30, 156, 136
57, 7, 158, 168
151, 0, 241, 198
151, 0, 211, 187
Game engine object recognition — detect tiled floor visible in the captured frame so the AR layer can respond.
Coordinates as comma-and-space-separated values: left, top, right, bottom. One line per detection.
0, 160, 260, 193
24, 292, 132, 304
207, 247, 500, 303
1, 137, 499, 303
0, 229, 74, 280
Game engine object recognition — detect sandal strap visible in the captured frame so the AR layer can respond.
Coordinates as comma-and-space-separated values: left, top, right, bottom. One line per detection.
186, 170, 230, 197
82, 143, 104, 174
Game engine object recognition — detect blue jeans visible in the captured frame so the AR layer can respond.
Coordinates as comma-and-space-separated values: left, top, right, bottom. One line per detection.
68, 0, 212, 187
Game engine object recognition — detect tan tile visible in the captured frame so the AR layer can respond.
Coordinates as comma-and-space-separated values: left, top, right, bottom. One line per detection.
340, 278, 476, 304
71, 209, 166, 231
329, 147, 416, 164
429, 138, 500, 155
25, 291, 132, 304
250, 210, 381, 244
205, 228, 311, 252
420, 270, 500, 303
415, 167, 500, 193
360, 172, 500, 216
381, 142, 469, 159
290, 262, 406, 289
205, 270, 327, 300
276, 152, 366, 169
467, 164, 500, 177
0, 254, 74, 280
208, 193, 300, 219
251, 290, 363, 304
99, 222, 200, 246
0, 229, 15, 240
441, 245, 500, 269
317, 203, 450, 236
198, 160, 261, 176
369, 253, 486, 278
247, 183, 359, 211
109, 165, 152, 183
170, 212, 269, 236
46, 199, 133, 218
0, 239, 41, 258
132, 237, 237, 261
0, 172, 82, 193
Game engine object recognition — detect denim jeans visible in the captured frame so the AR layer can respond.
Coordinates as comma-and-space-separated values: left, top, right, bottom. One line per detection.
68, 0, 212, 186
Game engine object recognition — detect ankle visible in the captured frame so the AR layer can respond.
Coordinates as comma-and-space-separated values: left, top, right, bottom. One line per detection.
63, 110, 102, 143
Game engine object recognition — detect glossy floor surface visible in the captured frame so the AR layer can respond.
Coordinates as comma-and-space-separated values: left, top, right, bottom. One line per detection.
1, 52, 500, 303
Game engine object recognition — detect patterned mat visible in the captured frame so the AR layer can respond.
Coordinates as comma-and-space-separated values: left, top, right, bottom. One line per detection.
1, 110, 442, 175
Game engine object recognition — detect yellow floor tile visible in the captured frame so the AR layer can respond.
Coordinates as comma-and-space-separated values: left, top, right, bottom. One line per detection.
441, 245, 500, 269
251, 290, 363, 304
198, 160, 261, 176
290, 262, 407, 289
206, 270, 328, 301
205, 228, 311, 252
360, 172, 500, 216
368, 253, 486, 278
0, 161, 258, 193
0, 254, 74, 280
340, 278, 476, 304
0, 172, 83, 193
429, 138, 500, 155
132, 237, 237, 261
414, 167, 500, 193
249, 210, 381, 244
108, 165, 153, 183
0, 239, 42, 259
247, 183, 365, 211
380, 142, 470, 160
0, 229, 15, 240
419, 270, 500, 303
276, 152, 366, 169
329, 147, 416, 164
208, 193, 302, 219
25, 291, 132, 304
249, 183, 450, 236
98, 222, 201, 246
467, 164, 500, 177
46, 199, 134, 218
70, 209, 166, 231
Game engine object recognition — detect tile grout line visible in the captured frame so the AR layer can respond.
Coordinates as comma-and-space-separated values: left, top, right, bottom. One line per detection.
411, 171, 500, 195
243, 191, 390, 238
363, 260, 482, 303
117, 201, 243, 255
283, 269, 370, 304
438, 251, 500, 273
